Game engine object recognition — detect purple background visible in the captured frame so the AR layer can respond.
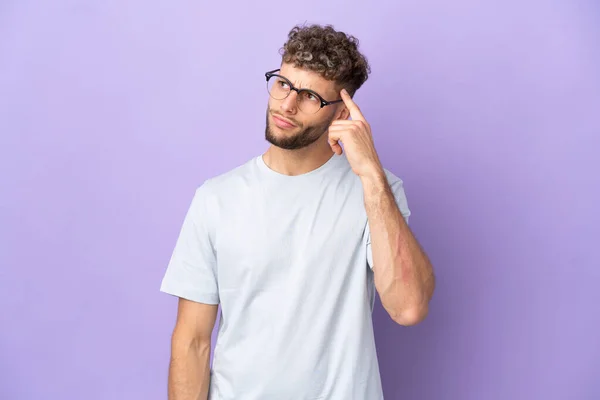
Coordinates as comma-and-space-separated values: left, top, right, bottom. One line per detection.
1, 1, 599, 399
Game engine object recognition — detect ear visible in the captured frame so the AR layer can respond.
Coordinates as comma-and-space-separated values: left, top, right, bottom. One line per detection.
336, 104, 351, 120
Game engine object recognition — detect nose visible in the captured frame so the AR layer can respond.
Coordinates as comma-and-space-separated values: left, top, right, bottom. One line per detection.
280, 90, 298, 114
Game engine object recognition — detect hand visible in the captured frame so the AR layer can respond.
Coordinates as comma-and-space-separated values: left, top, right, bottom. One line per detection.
328, 89, 385, 181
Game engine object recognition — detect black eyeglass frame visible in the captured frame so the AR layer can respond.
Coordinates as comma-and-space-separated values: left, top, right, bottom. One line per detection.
265, 69, 344, 111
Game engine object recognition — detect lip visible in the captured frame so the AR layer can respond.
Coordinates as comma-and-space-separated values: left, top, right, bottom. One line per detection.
272, 114, 297, 129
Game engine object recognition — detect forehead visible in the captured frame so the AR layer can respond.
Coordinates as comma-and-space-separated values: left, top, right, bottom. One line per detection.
279, 63, 338, 95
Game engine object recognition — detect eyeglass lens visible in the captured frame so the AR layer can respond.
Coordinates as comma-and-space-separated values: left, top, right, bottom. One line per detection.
267, 76, 322, 114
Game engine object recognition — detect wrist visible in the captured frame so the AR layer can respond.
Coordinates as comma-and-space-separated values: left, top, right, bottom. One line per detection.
360, 166, 386, 188
360, 169, 389, 200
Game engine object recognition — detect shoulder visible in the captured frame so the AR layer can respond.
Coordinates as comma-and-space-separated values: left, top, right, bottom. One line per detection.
380, 166, 411, 222
195, 156, 259, 198
381, 167, 405, 188
185, 156, 259, 226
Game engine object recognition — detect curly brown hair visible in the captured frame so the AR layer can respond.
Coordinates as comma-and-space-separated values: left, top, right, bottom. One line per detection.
279, 24, 371, 96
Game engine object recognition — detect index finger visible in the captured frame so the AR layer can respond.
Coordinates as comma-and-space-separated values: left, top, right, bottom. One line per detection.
340, 89, 365, 121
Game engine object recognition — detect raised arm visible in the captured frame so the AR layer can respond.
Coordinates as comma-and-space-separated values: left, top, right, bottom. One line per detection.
168, 298, 218, 400
328, 89, 435, 325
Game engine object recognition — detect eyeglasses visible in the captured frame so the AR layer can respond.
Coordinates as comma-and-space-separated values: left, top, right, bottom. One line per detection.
265, 69, 343, 114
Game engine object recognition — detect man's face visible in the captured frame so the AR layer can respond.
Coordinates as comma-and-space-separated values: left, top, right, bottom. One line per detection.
265, 64, 344, 150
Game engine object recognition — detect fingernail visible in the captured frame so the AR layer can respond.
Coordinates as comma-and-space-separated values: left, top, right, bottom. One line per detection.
341, 89, 348, 95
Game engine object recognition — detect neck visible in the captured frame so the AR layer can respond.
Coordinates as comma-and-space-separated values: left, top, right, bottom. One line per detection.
262, 140, 335, 176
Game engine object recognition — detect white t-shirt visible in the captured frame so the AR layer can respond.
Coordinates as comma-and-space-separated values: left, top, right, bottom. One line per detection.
160, 153, 411, 400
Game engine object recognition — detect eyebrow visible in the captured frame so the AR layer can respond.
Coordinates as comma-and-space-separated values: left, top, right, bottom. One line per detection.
285, 76, 332, 98
284, 76, 316, 91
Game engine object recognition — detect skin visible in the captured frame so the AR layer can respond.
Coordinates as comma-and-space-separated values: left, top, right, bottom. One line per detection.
262, 64, 350, 175
167, 62, 435, 399
328, 87, 436, 325
167, 299, 217, 400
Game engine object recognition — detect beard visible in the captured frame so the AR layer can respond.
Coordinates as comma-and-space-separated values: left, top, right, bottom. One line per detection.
265, 108, 333, 150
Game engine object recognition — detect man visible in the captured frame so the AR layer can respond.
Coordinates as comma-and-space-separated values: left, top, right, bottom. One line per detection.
160, 24, 435, 400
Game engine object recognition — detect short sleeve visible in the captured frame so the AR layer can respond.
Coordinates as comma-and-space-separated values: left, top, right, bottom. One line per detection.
366, 173, 411, 269
160, 183, 219, 304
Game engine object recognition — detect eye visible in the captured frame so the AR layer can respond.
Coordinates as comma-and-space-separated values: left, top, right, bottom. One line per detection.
303, 92, 319, 102
278, 79, 289, 89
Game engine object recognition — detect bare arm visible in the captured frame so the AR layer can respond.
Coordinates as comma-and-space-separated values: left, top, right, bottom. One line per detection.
168, 298, 218, 400
327, 89, 434, 325
362, 174, 435, 326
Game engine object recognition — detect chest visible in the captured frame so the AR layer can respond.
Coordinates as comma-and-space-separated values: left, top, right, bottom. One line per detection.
214, 180, 368, 291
